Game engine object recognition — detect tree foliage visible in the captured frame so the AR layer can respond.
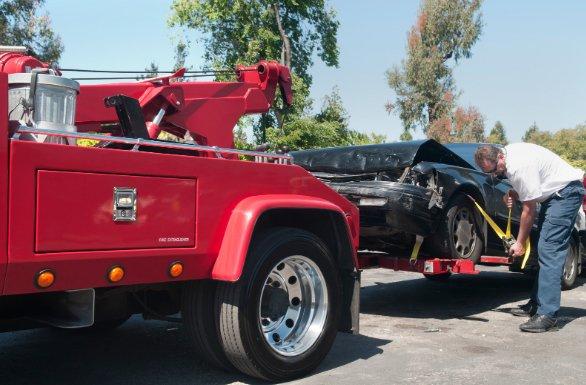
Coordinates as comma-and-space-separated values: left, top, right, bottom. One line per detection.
487, 120, 508, 145
173, 39, 189, 71
265, 87, 386, 151
170, 0, 382, 150
0, 0, 63, 63
522, 121, 539, 142
523, 123, 586, 169
427, 105, 485, 143
386, 0, 483, 136
169, 0, 339, 86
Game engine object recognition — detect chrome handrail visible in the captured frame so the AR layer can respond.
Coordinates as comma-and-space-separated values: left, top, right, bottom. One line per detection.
12, 126, 292, 163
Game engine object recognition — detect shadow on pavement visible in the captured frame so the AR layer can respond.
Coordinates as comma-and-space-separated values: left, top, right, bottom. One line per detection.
0, 316, 390, 385
314, 332, 391, 375
361, 270, 531, 320
361, 270, 586, 325
0, 319, 240, 385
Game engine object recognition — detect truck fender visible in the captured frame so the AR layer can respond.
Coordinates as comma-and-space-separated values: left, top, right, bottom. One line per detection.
211, 194, 349, 282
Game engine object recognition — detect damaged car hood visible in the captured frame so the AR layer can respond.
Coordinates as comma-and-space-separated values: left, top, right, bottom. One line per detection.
291, 139, 474, 173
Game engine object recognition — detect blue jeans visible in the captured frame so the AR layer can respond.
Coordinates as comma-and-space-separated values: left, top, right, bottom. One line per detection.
530, 180, 585, 317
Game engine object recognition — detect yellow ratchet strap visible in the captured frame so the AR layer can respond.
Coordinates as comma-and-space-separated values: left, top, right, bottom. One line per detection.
467, 196, 531, 269
410, 235, 424, 264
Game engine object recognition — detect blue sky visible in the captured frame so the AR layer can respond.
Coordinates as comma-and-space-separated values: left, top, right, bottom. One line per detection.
45, 0, 586, 142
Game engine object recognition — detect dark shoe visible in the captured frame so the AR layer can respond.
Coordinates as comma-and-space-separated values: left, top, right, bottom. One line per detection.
510, 302, 537, 317
519, 314, 557, 333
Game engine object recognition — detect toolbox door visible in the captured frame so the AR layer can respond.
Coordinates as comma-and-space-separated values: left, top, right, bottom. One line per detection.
35, 171, 196, 252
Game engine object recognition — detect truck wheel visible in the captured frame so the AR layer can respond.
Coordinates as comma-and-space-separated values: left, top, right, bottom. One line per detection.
444, 194, 483, 263
562, 239, 579, 290
216, 228, 340, 381
182, 280, 234, 371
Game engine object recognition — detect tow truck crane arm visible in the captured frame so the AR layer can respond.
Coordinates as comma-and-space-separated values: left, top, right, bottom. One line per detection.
73, 61, 292, 148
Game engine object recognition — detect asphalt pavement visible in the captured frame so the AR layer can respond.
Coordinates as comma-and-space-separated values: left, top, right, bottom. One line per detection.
1, 266, 585, 384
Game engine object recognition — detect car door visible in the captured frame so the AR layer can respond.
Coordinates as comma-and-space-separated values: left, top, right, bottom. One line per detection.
489, 175, 539, 246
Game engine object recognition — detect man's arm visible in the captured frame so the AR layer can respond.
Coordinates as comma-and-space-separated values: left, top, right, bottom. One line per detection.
509, 200, 537, 256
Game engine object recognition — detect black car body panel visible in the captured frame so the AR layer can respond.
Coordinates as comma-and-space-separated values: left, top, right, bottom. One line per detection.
292, 139, 473, 174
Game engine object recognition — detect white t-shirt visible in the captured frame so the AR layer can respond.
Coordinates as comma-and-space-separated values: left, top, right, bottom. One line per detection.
504, 143, 584, 202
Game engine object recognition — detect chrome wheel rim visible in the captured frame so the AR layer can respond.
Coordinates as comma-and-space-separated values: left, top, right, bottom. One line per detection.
258, 255, 328, 356
564, 249, 576, 280
453, 207, 477, 258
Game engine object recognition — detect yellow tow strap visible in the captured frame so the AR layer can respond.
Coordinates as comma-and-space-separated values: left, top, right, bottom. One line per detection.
410, 235, 424, 264
467, 196, 531, 269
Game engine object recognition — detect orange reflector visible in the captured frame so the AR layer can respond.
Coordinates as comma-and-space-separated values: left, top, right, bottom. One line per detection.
108, 266, 125, 283
36, 270, 55, 289
169, 262, 183, 278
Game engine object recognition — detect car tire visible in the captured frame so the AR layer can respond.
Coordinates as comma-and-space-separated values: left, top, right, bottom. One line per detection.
562, 239, 579, 290
182, 280, 234, 372
215, 227, 341, 382
432, 194, 483, 263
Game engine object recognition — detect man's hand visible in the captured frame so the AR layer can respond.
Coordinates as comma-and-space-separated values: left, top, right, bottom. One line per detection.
503, 189, 519, 209
508, 241, 525, 257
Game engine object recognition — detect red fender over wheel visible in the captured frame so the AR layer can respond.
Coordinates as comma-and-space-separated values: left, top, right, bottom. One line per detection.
211, 194, 355, 281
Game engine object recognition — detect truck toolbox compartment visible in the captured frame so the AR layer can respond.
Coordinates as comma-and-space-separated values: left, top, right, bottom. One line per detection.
35, 171, 196, 252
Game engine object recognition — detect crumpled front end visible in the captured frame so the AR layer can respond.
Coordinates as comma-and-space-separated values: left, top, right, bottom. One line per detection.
323, 163, 446, 253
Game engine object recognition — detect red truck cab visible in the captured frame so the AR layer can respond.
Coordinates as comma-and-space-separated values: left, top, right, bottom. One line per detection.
0, 49, 360, 382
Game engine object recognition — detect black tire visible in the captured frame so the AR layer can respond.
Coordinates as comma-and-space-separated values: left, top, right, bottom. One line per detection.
216, 228, 341, 382
433, 194, 483, 263
562, 239, 579, 290
423, 272, 451, 281
182, 280, 234, 371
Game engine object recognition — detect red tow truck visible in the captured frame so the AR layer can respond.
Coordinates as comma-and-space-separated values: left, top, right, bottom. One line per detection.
0, 48, 360, 382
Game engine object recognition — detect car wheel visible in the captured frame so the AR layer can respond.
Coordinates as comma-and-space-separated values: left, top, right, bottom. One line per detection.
441, 194, 483, 263
182, 280, 234, 371
562, 239, 579, 290
215, 228, 341, 381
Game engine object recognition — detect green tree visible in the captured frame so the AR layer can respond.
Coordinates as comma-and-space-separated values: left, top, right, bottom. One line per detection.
265, 87, 386, 151
522, 121, 540, 142
169, 0, 339, 86
173, 39, 189, 72
0, 0, 63, 63
136, 62, 159, 81
386, 0, 483, 137
487, 120, 508, 145
523, 124, 585, 170
547, 125, 586, 170
169, 0, 341, 144
399, 131, 413, 141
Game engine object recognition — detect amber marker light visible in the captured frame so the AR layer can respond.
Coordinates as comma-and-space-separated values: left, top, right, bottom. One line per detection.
36, 270, 55, 289
169, 262, 184, 278
107, 266, 125, 283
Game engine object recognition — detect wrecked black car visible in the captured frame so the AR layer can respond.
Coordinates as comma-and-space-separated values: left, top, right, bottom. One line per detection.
293, 139, 584, 288
293, 140, 496, 260
292, 141, 526, 260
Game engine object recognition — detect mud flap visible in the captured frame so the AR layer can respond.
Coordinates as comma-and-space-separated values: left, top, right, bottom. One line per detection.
339, 269, 361, 334
30, 289, 95, 329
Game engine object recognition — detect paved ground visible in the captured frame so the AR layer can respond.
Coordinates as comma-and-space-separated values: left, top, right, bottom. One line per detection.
1, 266, 585, 384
